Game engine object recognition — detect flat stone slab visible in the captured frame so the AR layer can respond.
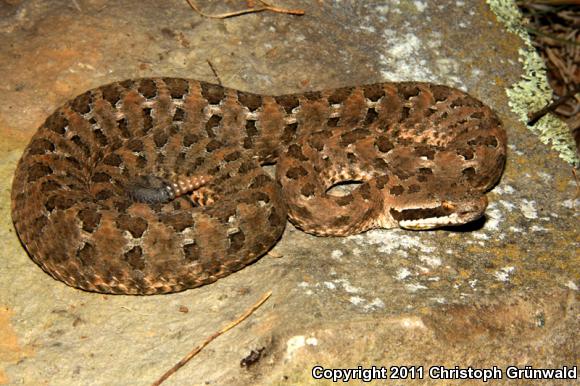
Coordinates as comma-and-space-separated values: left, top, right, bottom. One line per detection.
0, 1, 577, 385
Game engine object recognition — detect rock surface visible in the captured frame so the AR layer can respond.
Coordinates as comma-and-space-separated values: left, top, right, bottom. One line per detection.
0, 1, 577, 385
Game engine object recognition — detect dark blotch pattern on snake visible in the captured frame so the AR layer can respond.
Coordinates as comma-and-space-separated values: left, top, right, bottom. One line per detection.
11, 78, 506, 294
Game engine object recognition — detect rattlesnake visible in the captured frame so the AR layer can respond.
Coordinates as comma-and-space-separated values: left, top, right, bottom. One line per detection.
11, 78, 506, 295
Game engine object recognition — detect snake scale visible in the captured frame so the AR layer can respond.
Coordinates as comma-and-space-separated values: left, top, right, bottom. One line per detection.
11, 78, 506, 295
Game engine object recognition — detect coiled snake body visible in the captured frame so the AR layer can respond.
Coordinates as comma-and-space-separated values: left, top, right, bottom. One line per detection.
11, 78, 506, 294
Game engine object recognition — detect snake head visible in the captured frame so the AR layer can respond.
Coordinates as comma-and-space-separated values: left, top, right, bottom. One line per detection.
389, 195, 488, 230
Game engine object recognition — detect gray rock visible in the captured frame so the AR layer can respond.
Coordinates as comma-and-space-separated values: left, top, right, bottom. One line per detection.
0, 1, 577, 385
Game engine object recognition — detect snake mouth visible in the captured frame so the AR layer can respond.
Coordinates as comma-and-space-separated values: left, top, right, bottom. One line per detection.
390, 197, 487, 230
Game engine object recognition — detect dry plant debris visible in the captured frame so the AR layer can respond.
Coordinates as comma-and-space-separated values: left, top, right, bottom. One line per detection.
185, 0, 305, 18
517, 2, 580, 151
151, 290, 272, 386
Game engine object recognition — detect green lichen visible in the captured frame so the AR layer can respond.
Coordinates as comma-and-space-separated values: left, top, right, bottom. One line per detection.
487, 0, 578, 166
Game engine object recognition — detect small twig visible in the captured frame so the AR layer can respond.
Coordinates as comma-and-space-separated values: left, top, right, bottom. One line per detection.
256, 0, 305, 15
206, 60, 222, 86
151, 290, 273, 386
185, 0, 304, 19
527, 84, 580, 126
521, 0, 580, 5
526, 27, 580, 47
71, 0, 82, 12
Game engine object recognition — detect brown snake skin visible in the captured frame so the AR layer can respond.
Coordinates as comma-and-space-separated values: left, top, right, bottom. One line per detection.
11, 78, 506, 295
